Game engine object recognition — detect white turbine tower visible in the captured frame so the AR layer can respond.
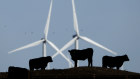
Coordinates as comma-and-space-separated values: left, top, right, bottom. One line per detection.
8, 0, 74, 67
52, 0, 118, 67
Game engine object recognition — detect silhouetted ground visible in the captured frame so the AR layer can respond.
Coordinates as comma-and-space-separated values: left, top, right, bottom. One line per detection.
0, 66, 140, 79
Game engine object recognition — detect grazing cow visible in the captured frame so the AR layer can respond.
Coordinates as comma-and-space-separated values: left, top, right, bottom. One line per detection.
68, 48, 93, 67
29, 56, 53, 70
102, 54, 129, 70
8, 66, 29, 79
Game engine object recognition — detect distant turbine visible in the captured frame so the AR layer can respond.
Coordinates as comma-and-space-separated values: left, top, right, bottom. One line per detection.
52, 0, 118, 67
8, 0, 73, 67
8, 0, 55, 57
8, 0, 54, 57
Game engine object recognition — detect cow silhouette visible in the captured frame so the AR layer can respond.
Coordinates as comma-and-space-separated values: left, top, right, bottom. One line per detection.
68, 48, 93, 67
8, 66, 29, 79
102, 54, 129, 70
29, 56, 53, 70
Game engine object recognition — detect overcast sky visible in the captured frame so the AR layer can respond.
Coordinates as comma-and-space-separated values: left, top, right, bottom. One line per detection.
0, 0, 140, 73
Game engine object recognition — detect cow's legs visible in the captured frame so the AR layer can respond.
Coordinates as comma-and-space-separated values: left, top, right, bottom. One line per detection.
88, 58, 90, 67
88, 58, 92, 67
41, 66, 46, 70
41, 67, 45, 70
29, 66, 34, 71
74, 60, 77, 67
102, 61, 107, 68
102, 65, 107, 68
30, 68, 34, 71
116, 66, 120, 70
91, 59, 93, 67
109, 66, 113, 69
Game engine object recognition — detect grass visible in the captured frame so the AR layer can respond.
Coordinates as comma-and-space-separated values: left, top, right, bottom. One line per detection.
0, 66, 140, 79
31, 66, 140, 79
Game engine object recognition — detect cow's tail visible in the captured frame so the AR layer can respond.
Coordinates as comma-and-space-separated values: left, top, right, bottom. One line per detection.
29, 60, 33, 71
102, 56, 106, 68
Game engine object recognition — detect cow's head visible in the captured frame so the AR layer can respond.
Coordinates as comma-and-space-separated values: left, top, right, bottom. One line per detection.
123, 54, 129, 61
46, 56, 53, 62
68, 50, 73, 56
68, 49, 76, 55
68, 49, 77, 53
68, 49, 77, 60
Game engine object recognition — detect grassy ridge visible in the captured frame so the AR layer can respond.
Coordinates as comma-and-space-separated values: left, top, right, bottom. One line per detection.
31, 66, 140, 79
0, 66, 140, 79
0, 72, 8, 79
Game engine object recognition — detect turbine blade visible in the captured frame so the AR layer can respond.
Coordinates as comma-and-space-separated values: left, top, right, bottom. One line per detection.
59, 52, 74, 66
52, 52, 74, 66
44, 0, 53, 38
67, 54, 72, 68
47, 40, 74, 66
8, 40, 44, 54
80, 36, 117, 55
72, 0, 80, 35
52, 36, 78, 58
47, 40, 60, 52
52, 37, 77, 60
52, 51, 59, 59
61, 37, 78, 52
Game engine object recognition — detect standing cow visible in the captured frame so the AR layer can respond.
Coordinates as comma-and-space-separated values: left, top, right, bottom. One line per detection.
29, 56, 53, 70
68, 48, 93, 67
102, 54, 129, 70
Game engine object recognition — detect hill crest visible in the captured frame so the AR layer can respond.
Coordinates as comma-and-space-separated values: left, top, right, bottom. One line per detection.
0, 66, 140, 79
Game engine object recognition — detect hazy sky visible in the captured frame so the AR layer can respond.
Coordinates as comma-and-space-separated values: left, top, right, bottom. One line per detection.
0, 0, 140, 73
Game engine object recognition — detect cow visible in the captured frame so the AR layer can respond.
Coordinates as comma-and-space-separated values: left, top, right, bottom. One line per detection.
68, 48, 93, 67
29, 56, 53, 70
102, 54, 129, 70
8, 66, 29, 79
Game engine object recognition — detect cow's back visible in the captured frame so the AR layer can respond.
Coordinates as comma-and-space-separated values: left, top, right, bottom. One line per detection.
29, 57, 45, 69
102, 56, 116, 67
81, 48, 93, 59
70, 48, 93, 60
102, 55, 129, 68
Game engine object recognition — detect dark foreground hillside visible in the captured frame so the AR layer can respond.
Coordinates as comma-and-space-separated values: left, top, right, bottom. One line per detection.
0, 66, 140, 79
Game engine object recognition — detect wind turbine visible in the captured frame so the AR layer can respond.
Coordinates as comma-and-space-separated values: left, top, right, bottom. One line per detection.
8, 0, 73, 67
8, 0, 55, 57
71, 0, 118, 55
52, 0, 117, 67
8, 0, 54, 57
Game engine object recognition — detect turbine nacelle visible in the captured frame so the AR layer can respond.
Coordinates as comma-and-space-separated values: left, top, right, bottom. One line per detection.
72, 34, 79, 39
41, 38, 46, 43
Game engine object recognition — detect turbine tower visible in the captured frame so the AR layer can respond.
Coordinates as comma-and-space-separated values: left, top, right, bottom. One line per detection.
8, 0, 74, 67
52, 0, 118, 67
